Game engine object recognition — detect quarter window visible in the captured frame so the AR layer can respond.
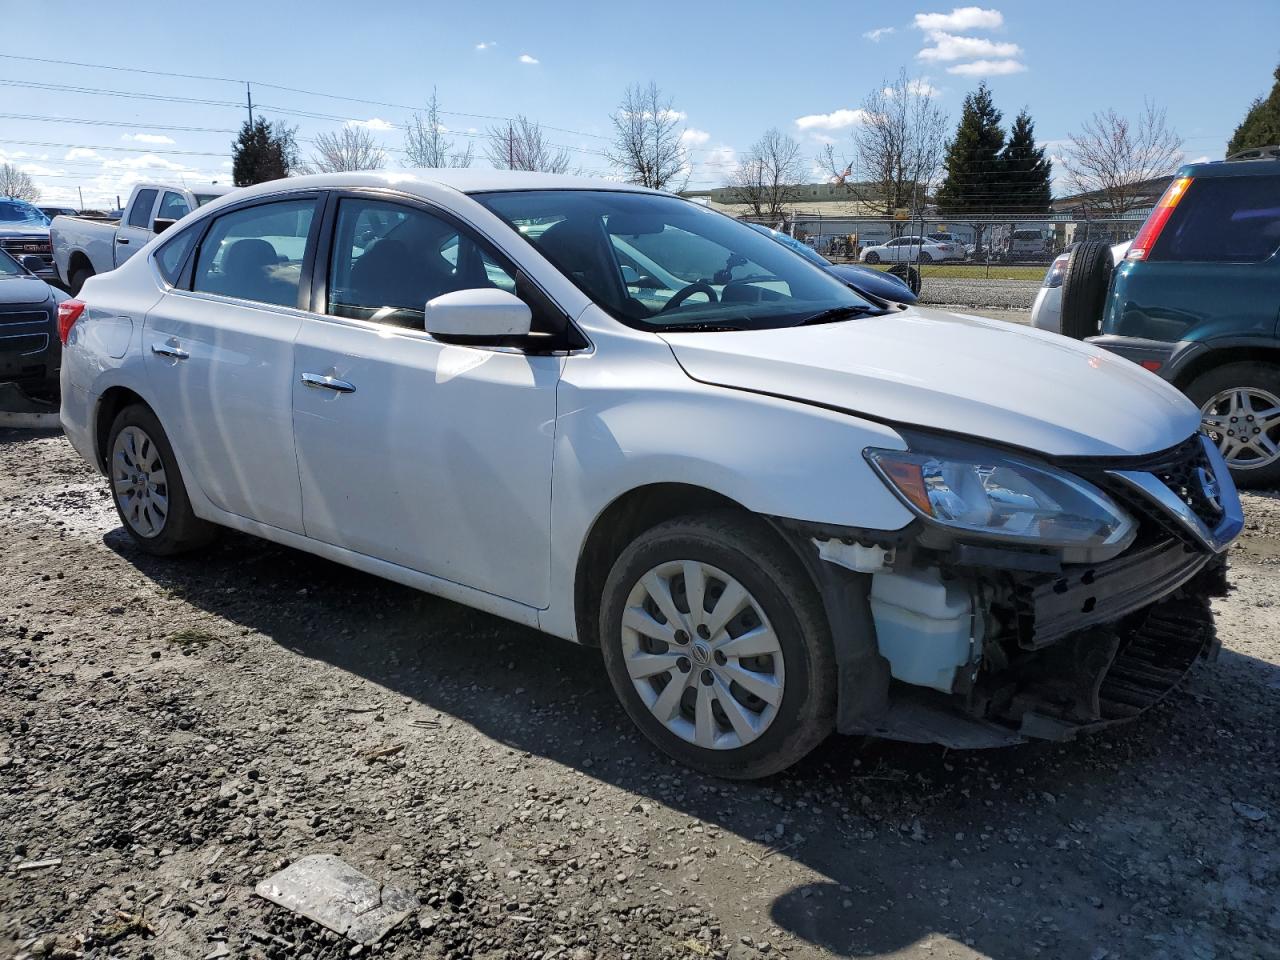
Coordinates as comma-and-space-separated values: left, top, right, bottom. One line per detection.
326, 198, 518, 329
127, 189, 158, 228
192, 198, 317, 307
155, 228, 197, 285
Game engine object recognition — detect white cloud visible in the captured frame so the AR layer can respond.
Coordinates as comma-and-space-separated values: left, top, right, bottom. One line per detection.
794, 108, 869, 131
680, 128, 710, 147
19, 162, 66, 177
863, 26, 895, 42
946, 58, 1027, 75
917, 32, 1020, 61
518, 54, 539, 65
884, 78, 940, 98
475, 41, 496, 50
913, 7, 1004, 32
65, 148, 99, 161
121, 133, 176, 145
347, 117, 395, 131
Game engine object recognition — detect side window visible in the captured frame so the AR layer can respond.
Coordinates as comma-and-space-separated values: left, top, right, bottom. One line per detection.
158, 191, 191, 222
326, 197, 519, 328
192, 198, 317, 308
1153, 177, 1280, 263
127, 189, 158, 228
155, 227, 198, 285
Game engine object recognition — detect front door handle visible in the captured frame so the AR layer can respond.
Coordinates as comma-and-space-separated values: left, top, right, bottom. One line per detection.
150, 341, 189, 361
300, 372, 356, 394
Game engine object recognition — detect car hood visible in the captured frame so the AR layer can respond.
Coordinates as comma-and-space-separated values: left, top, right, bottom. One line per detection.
0, 226, 51, 239
825, 263, 918, 304
0, 275, 53, 306
660, 306, 1200, 458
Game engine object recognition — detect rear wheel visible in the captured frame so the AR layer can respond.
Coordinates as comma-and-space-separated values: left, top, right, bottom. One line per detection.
69, 265, 94, 296
106, 404, 216, 555
599, 513, 835, 779
1186, 362, 1280, 488
863, 251, 880, 264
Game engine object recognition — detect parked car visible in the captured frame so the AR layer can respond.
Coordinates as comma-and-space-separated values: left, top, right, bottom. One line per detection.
748, 224, 917, 303
860, 235, 961, 264
0, 197, 56, 284
1051, 158, 1280, 486
0, 248, 68, 403
60, 171, 1241, 778
1003, 229, 1051, 262
1030, 241, 1130, 336
51, 182, 233, 294
39, 205, 78, 221
927, 231, 972, 258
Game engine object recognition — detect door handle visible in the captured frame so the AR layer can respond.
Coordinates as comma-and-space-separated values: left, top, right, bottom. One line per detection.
116, 237, 130, 245
300, 372, 356, 394
150, 341, 190, 361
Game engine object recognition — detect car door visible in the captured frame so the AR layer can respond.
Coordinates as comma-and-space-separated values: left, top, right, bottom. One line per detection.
291, 193, 560, 608
115, 188, 159, 266
144, 193, 322, 534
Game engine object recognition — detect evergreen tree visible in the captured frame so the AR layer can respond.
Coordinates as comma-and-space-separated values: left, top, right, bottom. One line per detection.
1227, 63, 1280, 156
232, 117, 298, 186
999, 109, 1052, 215
935, 83, 1005, 251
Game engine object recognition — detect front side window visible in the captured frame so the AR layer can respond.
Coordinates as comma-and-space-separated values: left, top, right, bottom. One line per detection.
1152, 177, 1280, 263
476, 190, 877, 331
158, 191, 191, 222
326, 197, 518, 328
191, 198, 317, 307
127, 189, 158, 228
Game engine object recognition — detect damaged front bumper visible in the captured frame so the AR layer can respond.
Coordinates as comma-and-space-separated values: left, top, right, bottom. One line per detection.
781, 433, 1243, 749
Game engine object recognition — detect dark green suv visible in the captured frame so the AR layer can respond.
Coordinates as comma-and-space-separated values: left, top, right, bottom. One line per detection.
1085, 157, 1280, 487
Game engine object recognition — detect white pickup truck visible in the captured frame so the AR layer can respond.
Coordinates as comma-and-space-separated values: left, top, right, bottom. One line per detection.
51, 183, 233, 294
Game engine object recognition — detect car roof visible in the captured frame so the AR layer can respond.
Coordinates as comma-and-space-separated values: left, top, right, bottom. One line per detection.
1179, 157, 1280, 179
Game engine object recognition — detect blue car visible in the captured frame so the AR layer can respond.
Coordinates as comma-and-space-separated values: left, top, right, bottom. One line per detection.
748, 223, 918, 304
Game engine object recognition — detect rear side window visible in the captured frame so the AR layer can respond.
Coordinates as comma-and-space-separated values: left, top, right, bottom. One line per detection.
158, 191, 191, 222
127, 189, 158, 228
1152, 177, 1280, 263
192, 198, 317, 307
155, 228, 197, 285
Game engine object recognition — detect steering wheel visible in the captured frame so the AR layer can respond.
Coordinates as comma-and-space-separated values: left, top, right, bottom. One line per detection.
660, 280, 719, 313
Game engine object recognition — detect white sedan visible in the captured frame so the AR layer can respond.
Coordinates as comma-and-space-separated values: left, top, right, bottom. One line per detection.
58, 171, 1241, 778
859, 235, 961, 264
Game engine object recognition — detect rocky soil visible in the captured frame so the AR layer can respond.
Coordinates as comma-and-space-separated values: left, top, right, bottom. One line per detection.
1, 429, 1278, 960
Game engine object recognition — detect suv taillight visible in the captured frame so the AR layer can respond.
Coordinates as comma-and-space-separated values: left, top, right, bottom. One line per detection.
57, 299, 85, 344
1127, 177, 1193, 261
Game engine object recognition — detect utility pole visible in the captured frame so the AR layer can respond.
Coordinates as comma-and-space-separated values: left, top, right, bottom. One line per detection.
246, 82, 254, 126
77, 186, 84, 210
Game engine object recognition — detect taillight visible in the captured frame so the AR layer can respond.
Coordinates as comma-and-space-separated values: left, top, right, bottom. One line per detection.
1127, 176, 1192, 261
57, 299, 85, 344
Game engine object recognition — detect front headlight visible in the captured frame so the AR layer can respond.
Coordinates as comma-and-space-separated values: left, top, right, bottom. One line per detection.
866, 438, 1136, 562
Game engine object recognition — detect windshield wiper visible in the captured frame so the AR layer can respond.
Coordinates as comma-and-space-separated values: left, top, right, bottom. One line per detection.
657, 322, 746, 333
797, 304, 883, 326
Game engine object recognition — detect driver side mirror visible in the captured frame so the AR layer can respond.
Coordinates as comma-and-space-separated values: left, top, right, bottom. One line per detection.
424, 288, 532, 346
152, 217, 177, 235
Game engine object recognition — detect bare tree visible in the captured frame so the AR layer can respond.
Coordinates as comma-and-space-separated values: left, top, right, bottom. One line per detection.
484, 115, 571, 173
1063, 101, 1184, 217
822, 69, 947, 217
607, 81, 688, 191
727, 129, 806, 220
306, 126, 386, 173
0, 163, 39, 201
404, 90, 473, 168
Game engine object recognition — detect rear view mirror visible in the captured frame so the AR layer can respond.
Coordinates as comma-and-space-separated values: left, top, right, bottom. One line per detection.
152, 218, 177, 235
424, 288, 532, 346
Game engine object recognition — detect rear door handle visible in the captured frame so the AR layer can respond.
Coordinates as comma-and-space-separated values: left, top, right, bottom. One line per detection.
116, 237, 130, 245
300, 372, 356, 394
150, 341, 189, 361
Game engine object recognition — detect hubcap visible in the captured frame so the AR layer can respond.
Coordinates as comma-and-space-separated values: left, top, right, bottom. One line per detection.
1200, 387, 1280, 470
620, 560, 784, 751
111, 425, 169, 538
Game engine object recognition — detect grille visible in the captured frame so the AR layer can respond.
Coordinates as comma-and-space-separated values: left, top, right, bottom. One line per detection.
0, 310, 50, 328
0, 238, 52, 255
1129, 433, 1224, 530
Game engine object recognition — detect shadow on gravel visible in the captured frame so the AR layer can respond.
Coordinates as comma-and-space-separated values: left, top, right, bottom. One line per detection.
106, 526, 1280, 959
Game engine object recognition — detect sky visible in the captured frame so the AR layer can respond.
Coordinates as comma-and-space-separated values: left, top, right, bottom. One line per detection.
2, 0, 1277, 209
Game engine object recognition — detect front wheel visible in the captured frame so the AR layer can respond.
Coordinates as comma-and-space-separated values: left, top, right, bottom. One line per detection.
599, 514, 836, 779
863, 251, 880, 264
1186, 363, 1280, 488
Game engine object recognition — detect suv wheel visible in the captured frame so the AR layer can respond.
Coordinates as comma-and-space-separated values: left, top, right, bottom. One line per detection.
599, 514, 835, 779
107, 404, 217, 554
1187, 362, 1280, 488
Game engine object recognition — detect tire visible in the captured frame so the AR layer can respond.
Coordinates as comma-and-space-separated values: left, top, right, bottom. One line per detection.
1185, 362, 1280, 489
918, 251, 932, 264
886, 264, 921, 295
863, 251, 880, 264
106, 403, 216, 555
1059, 241, 1113, 340
599, 513, 836, 779
69, 265, 94, 297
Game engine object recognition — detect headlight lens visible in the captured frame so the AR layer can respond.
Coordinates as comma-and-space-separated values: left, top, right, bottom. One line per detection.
1042, 253, 1069, 288
866, 441, 1135, 559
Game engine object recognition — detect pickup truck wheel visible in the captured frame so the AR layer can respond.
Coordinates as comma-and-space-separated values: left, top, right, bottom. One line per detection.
69, 265, 94, 296
1186, 363, 1280, 488
106, 404, 216, 555
599, 513, 835, 779
1059, 241, 1113, 340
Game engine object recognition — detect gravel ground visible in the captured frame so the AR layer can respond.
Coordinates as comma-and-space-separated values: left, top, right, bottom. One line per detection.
916, 278, 1041, 312
2, 429, 1278, 960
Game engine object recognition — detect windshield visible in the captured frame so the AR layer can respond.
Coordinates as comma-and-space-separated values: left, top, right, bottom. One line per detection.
0, 251, 24, 277
475, 190, 878, 331
747, 223, 832, 268
0, 200, 49, 227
